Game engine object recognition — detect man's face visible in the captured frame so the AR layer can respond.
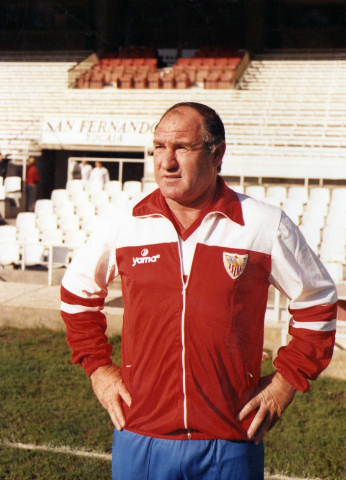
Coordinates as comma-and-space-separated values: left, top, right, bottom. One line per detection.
95, 161, 101, 168
153, 108, 221, 207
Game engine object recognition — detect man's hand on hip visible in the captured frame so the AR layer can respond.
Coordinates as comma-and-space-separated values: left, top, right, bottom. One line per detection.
91, 364, 132, 431
237, 372, 296, 445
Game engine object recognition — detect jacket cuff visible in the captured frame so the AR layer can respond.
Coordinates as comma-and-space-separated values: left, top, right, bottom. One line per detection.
82, 357, 113, 377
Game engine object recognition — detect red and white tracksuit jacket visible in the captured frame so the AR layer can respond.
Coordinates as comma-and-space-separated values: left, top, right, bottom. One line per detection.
61, 178, 337, 441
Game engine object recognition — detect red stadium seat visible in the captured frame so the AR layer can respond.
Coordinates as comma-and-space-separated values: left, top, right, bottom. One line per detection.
175, 73, 190, 89
148, 71, 161, 88
162, 72, 175, 89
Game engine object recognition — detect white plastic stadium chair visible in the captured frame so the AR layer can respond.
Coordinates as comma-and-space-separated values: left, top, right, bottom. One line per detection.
309, 188, 330, 204
81, 214, 102, 234
75, 202, 96, 219
325, 212, 346, 229
70, 190, 89, 207
84, 181, 103, 195
90, 191, 110, 207
110, 191, 130, 206
0, 176, 3, 186
51, 189, 69, 205
123, 181, 142, 198
36, 213, 58, 231
245, 186, 265, 200
301, 211, 325, 230
287, 187, 308, 204
66, 180, 84, 195
5, 176, 22, 207
41, 229, 63, 246
34, 199, 54, 217
264, 197, 281, 208
105, 181, 122, 195
230, 185, 244, 194
54, 200, 75, 219
331, 188, 346, 202
97, 203, 118, 217
16, 212, 36, 231
0, 225, 19, 265
142, 182, 158, 194
0, 185, 5, 200
299, 225, 321, 253
266, 186, 287, 204
59, 214, 80, 232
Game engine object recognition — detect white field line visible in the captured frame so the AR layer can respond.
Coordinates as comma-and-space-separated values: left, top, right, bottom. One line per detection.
1, 441, 322, 480
0, 440, 111, 461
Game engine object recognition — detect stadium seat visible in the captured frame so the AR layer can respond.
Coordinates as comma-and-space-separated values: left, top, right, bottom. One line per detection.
41, 229, 63, 246
51, 189, 69, 205
54, 200, 75, 218
90, 191, 110, 206
230, 185, 244, 194
110, 191, 130, 206
0, 185, 5, 200
0, 225, 19, 265
81, 214, 102, 234
301, 210, 325, 229
325, 211, 346, 228
84, 181, 103, 195
142, 182, 158, 193
36, 213, 58, 231
309, 188, 330, 204
123, 181, 142, 198
287, 187, 308, 204
281, 199, 304, 218
0, 176, 3, 186
328, 200, 346, 213
4, 176, 21, 193
323, 261, 343, 284
70, 190, 89, 206
105, 181, 122, 195
264, 197, 281, 208
75, 202, 96, 219
331, 188, 346, 202
97, 203, 119, 217
34, 199, 54, 217
66, 180, 84, 195
305, 199, 329, 217
245, 186, 265, 200
16, 212, 36, 231
5, 176, 22, 207
59, 214, 80, 232
64, 230, 87, 257
266, 186, 287, 204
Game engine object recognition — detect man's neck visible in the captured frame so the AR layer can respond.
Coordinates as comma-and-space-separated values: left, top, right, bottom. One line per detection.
166, 181, 218, 230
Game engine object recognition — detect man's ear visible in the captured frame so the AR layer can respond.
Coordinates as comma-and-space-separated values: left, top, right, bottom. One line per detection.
212, 141, 226, 169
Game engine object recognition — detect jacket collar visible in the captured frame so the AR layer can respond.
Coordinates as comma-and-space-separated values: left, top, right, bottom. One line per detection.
132, 176, 244, 227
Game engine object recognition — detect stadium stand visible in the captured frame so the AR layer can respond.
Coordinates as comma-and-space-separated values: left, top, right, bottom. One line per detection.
73, 47, 248, 90
2, 49, 346, 296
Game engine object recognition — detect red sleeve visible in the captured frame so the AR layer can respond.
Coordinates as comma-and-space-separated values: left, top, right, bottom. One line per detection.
61, 285, 113, 376
273, 302, 337, 392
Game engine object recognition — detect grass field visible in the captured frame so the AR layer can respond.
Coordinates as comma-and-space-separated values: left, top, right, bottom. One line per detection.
0, 327, 345, 480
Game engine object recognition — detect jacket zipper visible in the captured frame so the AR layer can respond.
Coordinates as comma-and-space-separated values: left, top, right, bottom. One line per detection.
177, 214, 216, 440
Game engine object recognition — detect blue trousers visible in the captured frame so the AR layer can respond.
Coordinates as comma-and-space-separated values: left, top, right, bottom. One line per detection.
112, 429, 264, 480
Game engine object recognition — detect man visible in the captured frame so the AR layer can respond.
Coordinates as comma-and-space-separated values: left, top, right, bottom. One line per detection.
61, 103, 337, 479
80, 159, 92, 183
25, 157, 40, 212
90, 160, 110, 185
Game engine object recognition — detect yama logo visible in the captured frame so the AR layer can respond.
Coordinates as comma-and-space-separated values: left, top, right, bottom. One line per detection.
132, 248, 160, 267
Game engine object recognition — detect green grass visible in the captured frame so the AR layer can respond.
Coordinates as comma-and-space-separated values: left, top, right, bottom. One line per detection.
0, 328, 345, 479
0, 446, 110, 480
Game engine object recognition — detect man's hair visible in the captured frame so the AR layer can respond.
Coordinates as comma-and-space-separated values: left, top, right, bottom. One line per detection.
156, 102, 225, 173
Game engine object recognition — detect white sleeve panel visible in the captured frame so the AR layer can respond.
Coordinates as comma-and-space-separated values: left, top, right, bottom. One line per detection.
62, 210, 121, 300
269, 212, 337, 309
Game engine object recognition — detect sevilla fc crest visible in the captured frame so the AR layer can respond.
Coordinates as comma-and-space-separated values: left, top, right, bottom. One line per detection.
223, 252, 248, 279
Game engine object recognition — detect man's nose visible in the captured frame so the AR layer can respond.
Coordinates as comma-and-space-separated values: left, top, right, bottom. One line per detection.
160, 148, 179, 170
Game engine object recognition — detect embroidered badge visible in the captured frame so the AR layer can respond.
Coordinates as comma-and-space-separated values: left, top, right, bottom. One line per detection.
223, 252, 248, 279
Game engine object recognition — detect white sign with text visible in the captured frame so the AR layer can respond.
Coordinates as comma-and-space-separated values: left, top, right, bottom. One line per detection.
41, 117, 157, 147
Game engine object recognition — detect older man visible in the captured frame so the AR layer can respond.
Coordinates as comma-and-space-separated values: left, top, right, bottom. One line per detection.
61, 103, 337, 479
